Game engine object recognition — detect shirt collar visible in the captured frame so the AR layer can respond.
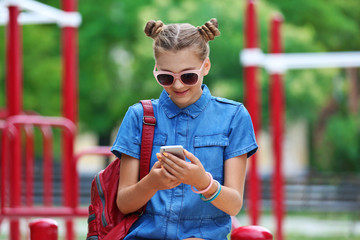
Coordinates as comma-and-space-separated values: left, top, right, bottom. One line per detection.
159, 84, 211, 119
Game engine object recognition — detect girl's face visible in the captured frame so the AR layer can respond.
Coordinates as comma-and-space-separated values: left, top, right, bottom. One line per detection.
154, 48, 211, 108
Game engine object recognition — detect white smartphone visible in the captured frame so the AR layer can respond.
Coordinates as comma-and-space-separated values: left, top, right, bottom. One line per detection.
160, 145, 185, 160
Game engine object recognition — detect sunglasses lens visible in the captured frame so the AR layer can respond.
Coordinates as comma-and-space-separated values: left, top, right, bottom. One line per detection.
181, 73, 198, 85
157, 74, 174, 86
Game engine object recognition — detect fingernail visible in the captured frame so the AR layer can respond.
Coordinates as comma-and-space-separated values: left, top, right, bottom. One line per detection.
163, 152, 168, 157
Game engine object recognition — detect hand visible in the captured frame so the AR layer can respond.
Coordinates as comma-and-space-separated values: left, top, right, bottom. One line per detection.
157, 150, 211, 191
148, 161, 181, 191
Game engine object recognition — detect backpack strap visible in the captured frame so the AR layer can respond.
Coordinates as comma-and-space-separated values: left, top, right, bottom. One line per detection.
139, 100, 156, 180
101, 101, 155, 240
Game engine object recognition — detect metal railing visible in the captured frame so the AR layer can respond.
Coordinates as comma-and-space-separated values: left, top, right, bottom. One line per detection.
0, 115, 85, 240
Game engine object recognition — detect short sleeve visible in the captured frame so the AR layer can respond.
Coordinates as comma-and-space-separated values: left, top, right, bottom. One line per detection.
224, 104, 258, 160
111, 106, 142, 160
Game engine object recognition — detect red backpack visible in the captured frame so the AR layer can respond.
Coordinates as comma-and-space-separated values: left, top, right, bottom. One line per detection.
86, 100, 156, 240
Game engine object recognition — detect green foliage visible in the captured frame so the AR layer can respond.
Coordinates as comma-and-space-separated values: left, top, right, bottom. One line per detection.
22, 25, 62, 116
266, 0, 360, 51
316, 113, 360, 173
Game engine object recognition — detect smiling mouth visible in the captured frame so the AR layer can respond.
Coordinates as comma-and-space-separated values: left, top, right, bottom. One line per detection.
174, 89, 189, 96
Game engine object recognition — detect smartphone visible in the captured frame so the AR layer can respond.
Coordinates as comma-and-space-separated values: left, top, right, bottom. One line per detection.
160, 145, 185, 160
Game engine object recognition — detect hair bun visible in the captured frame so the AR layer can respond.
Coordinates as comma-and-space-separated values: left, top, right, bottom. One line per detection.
144, 20, 164, 39
197, 18, 220, 41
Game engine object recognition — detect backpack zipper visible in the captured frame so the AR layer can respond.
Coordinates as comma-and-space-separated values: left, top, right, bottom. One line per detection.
95, 172, 108, 227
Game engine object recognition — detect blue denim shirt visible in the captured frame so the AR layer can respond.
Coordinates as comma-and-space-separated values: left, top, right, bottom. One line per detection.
111, 85, 258, 240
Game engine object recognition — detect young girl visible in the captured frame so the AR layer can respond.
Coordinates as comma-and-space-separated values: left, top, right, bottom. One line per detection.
111, 18, 258, 240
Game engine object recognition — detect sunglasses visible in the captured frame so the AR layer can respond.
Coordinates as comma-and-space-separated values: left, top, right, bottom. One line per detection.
153, 59, 207, 87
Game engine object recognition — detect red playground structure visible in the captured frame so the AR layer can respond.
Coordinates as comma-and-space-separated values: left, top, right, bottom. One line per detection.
0, 0, 86, 239
242, 1, 360, 240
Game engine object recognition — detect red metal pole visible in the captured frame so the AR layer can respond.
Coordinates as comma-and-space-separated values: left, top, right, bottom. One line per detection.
269, 15, 285, 240
62, 129, 76, 240
6, 5, 22, 240
6, 6, 22, 117
1, 123, 10, 213
62, 0, 78, 124
29, 219, 58, 240
24, 125, 35, 207
10, 122, 21, 240
41, 126, 54, 206
243, 0, 261, 225
61, 0, 78, 239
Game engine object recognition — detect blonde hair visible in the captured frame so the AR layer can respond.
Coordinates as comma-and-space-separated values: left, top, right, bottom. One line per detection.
144, 18, 220, 60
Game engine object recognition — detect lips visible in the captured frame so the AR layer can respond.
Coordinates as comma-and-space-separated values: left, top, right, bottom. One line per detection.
174, 89, 189, 96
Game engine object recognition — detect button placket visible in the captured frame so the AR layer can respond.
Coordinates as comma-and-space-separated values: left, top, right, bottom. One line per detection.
167, 112, 189, 233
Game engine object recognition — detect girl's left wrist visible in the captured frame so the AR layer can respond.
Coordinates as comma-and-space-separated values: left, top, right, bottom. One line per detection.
201, 179, 218, 197
197, 172, 211, 190
191, 172, 213, 194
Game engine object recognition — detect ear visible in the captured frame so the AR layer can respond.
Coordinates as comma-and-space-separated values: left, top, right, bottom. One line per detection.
203, 58, 211, 76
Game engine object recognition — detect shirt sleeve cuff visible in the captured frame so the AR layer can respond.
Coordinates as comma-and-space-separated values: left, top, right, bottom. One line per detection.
225, 143, 258, 160
111, 145, 140, 160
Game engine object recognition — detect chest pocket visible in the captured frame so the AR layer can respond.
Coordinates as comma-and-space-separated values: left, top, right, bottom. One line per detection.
193, 134, 229, 182
153, 133, 167, 146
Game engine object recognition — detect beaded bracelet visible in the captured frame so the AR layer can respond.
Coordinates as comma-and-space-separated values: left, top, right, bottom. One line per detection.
200, 180, 221, 203
191, 172, 213, 194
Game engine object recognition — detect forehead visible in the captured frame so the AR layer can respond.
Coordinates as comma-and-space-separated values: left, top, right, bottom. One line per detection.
156, 48, 203, 72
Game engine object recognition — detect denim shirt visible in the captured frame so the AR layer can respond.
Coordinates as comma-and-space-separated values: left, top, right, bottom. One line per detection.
111, 85, 258, 240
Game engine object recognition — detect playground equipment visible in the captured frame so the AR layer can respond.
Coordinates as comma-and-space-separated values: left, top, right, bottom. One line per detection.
0, 115, 85, 240
231, 225, 273, 240
29, 219, 58, 240
242, 1, 360, 240
0, 0, 82, 239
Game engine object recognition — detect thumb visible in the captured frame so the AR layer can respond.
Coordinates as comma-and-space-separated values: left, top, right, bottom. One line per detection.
184, 149, 200, 165
152, 160, 162, 169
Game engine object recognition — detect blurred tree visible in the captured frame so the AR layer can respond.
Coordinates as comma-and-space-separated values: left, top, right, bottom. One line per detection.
265, 0, 360, 51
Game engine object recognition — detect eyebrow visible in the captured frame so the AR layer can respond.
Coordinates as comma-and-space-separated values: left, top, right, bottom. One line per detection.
158, 66, 196, 73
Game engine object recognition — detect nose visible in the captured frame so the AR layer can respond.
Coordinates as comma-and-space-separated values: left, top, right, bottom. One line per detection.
172, 76, 184, 88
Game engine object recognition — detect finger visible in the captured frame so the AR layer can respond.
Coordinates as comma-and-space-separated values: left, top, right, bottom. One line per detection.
153, 160, 161, 167
161, 166, 179, 180
156, 153, 166, 169
156, 153, 164, 162
161, 160, 181, 177
162, 153, 185, 171
162, 152, 186, 167
184, 149, 201, 165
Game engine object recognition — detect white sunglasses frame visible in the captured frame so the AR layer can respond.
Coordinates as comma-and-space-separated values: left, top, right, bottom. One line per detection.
153, 58, 207, 87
